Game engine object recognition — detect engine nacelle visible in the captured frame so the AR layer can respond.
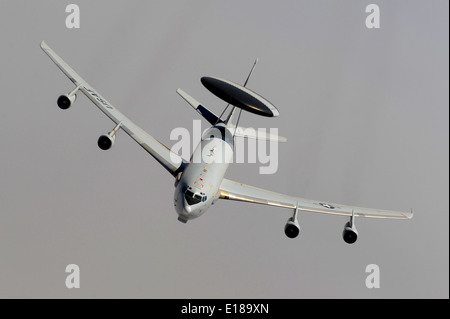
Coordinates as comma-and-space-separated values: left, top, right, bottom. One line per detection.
97, 133, 115, 150
97, 122, 122, 151
57, 94, 76, 109
57, 85, 81, 110
284, 217, 300, 239
342, 221, 358, 244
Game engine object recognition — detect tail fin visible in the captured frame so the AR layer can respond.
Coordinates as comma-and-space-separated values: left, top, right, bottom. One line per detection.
177, 88, 221, 125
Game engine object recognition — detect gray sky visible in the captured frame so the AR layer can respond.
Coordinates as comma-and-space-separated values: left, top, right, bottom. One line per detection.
0, 1, 448, 298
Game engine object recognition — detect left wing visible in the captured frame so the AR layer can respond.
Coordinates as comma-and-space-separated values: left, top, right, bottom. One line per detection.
219, 178, 412, 220
41, 41, 184, 176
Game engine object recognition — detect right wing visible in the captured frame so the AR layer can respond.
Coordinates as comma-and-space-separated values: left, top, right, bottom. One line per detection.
41, 41, 184, 176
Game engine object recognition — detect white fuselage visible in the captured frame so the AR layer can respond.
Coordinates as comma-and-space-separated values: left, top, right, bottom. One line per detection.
173, 125, 234, 223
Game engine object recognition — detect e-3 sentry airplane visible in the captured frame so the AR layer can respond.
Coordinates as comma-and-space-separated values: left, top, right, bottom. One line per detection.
41, 41, 412, 244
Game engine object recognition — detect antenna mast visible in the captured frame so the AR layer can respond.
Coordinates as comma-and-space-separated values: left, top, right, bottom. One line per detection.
224, 58, 259, 125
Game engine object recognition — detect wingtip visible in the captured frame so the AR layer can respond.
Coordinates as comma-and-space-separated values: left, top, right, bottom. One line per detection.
402, 208, 413, 220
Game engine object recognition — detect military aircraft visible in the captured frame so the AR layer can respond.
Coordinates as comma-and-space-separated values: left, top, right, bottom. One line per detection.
41, 41, 412, 244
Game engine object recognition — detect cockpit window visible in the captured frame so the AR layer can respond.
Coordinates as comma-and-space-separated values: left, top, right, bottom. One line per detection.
185, 189, 202, 205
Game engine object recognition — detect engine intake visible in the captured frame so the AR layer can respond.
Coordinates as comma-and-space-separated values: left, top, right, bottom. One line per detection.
57, 94, 76, 109
98, 134, 115, 150
284, 217, 300, 238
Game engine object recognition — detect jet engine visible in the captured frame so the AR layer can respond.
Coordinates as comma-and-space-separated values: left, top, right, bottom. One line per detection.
57, 94, 76, 109
284, 217, 300, 238
98, 134, 115, 150
98, 122, 122, 151
284, 205, 301, 238
57, 85, 81, 110
342, 213, 358, 244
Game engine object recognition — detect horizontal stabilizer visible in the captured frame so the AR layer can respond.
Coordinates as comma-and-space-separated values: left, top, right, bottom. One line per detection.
177, 89, 220, 125
232, 125, 287, 142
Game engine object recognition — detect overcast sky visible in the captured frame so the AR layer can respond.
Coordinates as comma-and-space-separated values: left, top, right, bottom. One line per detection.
0, 1, 448, 298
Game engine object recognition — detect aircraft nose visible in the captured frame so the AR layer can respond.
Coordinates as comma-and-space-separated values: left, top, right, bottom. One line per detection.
177, 199, 193, 223
183, 199, 192, 213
